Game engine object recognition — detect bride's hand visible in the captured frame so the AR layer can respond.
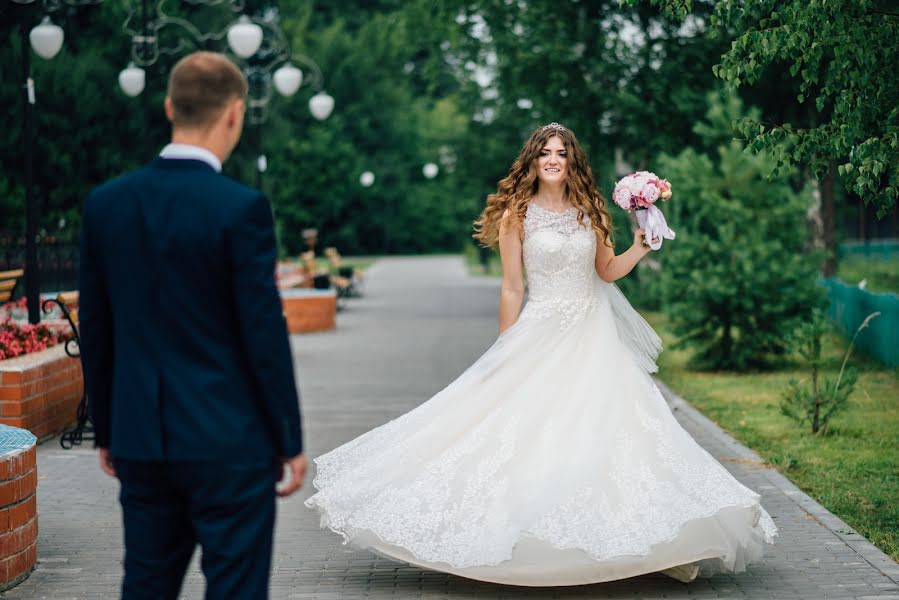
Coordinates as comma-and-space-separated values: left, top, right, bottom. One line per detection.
633, 228, 656, 250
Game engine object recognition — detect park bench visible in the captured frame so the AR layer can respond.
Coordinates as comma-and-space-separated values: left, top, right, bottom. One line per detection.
40, 290, 92, 449
323, 247, 364, 298
296, 251, 332, 291
277, 263, 308, 290
0, 269, 24, 304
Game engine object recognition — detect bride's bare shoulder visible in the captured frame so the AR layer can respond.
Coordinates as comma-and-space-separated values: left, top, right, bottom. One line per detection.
499, 207, 526, 242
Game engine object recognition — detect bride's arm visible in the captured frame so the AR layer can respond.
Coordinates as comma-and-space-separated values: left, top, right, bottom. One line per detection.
594, 228, 653, 283
498, 209, 525, 334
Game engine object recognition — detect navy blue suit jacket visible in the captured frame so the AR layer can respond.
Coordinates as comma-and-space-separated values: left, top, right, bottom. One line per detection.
78, 157, 303, 461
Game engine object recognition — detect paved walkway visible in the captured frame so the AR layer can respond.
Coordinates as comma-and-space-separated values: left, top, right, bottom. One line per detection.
6, 256, 898, 599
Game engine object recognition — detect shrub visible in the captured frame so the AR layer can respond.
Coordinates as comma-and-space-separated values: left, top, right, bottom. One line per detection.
781, 310, 879, 435
657, 91, 825, 370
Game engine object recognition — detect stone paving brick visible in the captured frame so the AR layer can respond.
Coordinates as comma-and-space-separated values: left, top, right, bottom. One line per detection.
3, 257, 898, 599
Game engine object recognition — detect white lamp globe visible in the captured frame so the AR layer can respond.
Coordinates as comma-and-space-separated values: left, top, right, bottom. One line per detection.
29, 17, 64, 60
273, 64, 303, 97
422, 163, 439, 179
118, 63, 146, 97
227, 16, 263, 59
359, 171, 375, 187
309, 91, 334, 121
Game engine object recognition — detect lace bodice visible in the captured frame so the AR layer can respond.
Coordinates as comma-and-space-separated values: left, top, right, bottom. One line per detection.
521, 203, 601, 327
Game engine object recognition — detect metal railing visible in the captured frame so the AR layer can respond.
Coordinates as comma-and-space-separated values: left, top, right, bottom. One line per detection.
0, 237, 79, 296
821, 277, 899, 368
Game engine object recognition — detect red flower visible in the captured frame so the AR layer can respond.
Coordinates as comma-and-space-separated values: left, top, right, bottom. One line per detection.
0, 315, 73, 360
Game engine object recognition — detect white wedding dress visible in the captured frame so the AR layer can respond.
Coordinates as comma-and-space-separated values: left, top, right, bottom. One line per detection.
304, 202, 777, 586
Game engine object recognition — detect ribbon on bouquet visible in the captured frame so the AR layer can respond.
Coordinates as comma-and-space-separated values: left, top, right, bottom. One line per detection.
635, 205, 676, 251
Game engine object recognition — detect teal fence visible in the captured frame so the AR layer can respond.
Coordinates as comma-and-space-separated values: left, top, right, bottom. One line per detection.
838, 239, 899, 260
820, 278, 899, 368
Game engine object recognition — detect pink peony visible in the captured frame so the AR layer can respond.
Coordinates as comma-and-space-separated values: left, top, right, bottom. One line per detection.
627, 175, 647, 196
640, 183, 660, 204
612, 186, 632, 210
612, 171, 673, 212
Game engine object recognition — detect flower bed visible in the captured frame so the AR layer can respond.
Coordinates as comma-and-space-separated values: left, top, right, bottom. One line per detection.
281, 289, 337, 333
0, 344, 83, 440
0, 299, 81, 440
0, 299, 72, 361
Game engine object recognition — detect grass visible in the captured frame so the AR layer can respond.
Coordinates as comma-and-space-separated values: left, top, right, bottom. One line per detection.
646, 311, 899, 562
463, 244, 502, 277
315, 256, 379, 274
836, 256, 899, 294
280, 255, 379, 274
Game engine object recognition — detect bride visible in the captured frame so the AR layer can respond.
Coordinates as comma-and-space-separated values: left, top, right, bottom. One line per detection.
304, 122, 777, 586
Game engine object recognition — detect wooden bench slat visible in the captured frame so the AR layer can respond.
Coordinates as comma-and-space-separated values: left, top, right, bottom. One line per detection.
0, 270, 24, 304
0, 269, 24, 280
56, 291, 80, 305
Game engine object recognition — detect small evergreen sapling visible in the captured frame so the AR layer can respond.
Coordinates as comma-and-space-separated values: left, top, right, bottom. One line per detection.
780, 310, 880, 435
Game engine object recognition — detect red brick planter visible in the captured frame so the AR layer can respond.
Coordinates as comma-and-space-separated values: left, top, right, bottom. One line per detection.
282, 289, 337, 334
0, 345, 83, 440
0, 426, 38, 591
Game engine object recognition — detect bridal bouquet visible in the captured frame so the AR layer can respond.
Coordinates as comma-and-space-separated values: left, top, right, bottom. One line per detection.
612, 171, 675, 250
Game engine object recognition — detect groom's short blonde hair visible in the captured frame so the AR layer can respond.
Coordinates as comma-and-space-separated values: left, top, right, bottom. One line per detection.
166, 51, 247, 128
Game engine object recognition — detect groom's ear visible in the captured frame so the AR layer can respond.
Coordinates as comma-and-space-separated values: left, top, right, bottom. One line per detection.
164, 96, 176, 123
228, 98, 245, 128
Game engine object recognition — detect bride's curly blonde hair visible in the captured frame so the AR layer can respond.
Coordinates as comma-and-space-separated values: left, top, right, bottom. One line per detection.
473, 124, 613, 247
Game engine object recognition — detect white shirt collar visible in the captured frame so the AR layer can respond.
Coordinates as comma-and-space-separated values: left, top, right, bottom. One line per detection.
159, 143, 223, 172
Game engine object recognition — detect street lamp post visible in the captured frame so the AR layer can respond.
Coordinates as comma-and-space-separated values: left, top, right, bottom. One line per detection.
15, 12, 64, 324
21, 15, 38, 324
116, 9, 334, 194
238, 15, 334, 192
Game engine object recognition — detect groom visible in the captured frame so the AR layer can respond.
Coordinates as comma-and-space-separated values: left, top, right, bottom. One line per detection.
78, 51, 306, 599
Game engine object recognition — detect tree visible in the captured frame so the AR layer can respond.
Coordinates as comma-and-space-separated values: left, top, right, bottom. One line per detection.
779, 310, 880, 435
446, 1, 730, 172
657, 91, 825, 370
641, 0, 899, 274
268, 0, 478, 255
1, 0, 480, 258
442, 0, 741, 280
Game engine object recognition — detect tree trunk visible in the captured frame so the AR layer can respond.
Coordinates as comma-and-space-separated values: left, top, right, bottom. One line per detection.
821, 161, 837, 277
806, 175, 825, 251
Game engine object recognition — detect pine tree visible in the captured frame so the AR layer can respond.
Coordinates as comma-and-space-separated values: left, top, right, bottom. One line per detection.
657, 91, 825, 370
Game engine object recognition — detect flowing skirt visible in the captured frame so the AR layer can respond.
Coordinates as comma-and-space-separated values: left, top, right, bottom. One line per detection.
304, 288, 777, 586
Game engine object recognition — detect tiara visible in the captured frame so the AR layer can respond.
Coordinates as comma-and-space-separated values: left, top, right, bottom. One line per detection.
540, 122, 566, 132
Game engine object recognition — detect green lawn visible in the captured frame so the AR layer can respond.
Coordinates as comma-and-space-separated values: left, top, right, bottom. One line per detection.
315, 256, 379, 274
463, 244, 502, 277
836, 256, 899, 294
647, 311, 899, 562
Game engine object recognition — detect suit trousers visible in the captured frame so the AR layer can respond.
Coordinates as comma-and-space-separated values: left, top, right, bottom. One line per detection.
115, 458, 281, 600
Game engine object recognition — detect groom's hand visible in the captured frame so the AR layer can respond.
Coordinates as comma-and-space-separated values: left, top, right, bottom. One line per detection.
277, 453, 308, 497
98, 448, 116, 477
